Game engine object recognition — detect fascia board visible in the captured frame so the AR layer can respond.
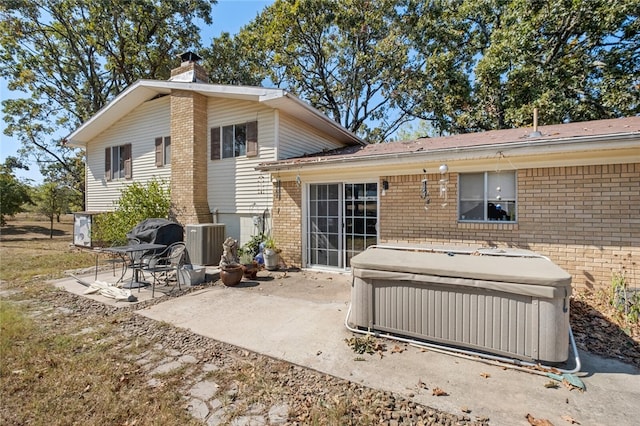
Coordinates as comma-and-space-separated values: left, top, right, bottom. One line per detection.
257, 133, 640, 173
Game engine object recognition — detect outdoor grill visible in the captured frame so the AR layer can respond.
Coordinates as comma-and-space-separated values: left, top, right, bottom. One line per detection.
347, 244, 574, 365
126, 218, 184, 249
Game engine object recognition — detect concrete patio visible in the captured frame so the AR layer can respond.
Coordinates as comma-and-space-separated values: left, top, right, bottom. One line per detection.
53, 267, 639, 425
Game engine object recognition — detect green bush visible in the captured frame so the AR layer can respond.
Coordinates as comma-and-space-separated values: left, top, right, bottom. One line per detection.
92, 179, 171, 246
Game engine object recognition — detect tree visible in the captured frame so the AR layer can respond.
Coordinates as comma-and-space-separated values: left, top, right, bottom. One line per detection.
214, 0, 418, 142
207, 0, 638, 140
0, 0, 216, 209
202, 32, 268, 86
39, 152, 85, 214
402, 0, 640, 133
92, 179, 171, 246
32, 182, 75, 237
0, 157, 32, 226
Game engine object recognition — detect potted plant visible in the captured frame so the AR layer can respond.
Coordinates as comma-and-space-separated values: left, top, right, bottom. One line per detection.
240, 250, 259, 279
263, 235, 280, 271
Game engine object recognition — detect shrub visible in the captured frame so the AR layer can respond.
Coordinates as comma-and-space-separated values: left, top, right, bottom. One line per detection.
92, 179, 170, 246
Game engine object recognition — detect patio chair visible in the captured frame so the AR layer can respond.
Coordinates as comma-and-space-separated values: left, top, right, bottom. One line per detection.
141, 242, 187, 297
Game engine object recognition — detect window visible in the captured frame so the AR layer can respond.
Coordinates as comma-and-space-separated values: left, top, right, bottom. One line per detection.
223, 124, 245, 158
105, 144, 132, 181
211, 121, 258, 160
458, 171, 516, 222
155, 136, 171, 167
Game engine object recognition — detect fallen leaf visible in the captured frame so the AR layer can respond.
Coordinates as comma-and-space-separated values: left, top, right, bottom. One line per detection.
544, 381, 559, 389
432, 387, 448, 396
461, 406, 471, 413
561, 414, 580, 424
391, 345, 405, 354
526, 413, 554, 425
480, 372, 490, 379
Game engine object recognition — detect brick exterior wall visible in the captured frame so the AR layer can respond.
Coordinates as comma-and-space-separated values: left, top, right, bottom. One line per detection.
379, 163, 639, 291
170, 89, 211, 225
273, 163, 639, 292
272, 180, 302, 268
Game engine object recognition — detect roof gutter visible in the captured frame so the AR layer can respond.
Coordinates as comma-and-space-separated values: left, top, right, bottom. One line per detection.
256, 132, 640, 172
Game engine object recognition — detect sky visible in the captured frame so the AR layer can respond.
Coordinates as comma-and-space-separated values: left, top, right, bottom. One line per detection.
0, 0, 274, 184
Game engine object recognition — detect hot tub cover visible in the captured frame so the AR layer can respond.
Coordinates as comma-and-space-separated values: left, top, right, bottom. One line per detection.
350, 246, 571, 288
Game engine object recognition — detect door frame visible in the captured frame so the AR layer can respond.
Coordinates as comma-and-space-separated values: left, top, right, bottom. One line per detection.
302, 179, 379, 271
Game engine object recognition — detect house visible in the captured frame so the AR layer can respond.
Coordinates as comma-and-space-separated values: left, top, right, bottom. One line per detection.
68, 53, 639, 291
257, 117, 640, 291
67, 53, 364, 249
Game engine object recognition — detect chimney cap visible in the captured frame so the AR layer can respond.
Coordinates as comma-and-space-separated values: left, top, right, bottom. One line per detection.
179, 51, 202, 63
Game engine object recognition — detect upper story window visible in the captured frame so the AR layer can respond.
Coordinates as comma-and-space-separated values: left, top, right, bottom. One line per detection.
223, 124, 246, 158
211, 121, 258, 160
155, 136, 171, 167
458, 171, 516, 222
105, 144, 132, 181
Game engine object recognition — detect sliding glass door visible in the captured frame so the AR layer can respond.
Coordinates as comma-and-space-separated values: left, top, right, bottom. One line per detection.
307, 182, 377, 269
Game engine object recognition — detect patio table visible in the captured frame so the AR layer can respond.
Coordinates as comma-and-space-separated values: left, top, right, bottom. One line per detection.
103, 243, 166, 289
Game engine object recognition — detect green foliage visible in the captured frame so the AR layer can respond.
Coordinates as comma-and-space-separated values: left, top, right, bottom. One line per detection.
223, 0, 415, 142
92, 179, 171, 246
0, 158, 32, 226
32, 183, 75, 220
213, 0, 638, 139
39, 153, 85, 212
202, 32, 267, 86
403, 0, 640, 133
31, 182, 77, 237
263, 235, 277, 250
345, 335, 386, 355
610, 271, 640, 325
241, 233, 266, 258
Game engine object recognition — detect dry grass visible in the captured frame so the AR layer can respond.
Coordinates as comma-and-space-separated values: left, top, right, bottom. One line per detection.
0, 217, 202, 426
0, 217, 96, 285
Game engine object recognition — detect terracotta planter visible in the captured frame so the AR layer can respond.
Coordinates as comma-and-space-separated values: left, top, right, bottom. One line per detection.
220, 265, 243, 286
242, 263, 259, 279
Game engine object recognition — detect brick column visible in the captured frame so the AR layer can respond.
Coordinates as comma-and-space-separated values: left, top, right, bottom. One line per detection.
170, 89, 211, 225
272, 180, 302, 267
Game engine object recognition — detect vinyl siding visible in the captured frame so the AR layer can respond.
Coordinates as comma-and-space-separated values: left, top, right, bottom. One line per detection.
207, 98, 276, 215
85, 96, 171, 211
278, 113, 347, 159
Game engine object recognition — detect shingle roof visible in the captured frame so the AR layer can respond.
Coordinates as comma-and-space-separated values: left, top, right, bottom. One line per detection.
259, 116, 640, 169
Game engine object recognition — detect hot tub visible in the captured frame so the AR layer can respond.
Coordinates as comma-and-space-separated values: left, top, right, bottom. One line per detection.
347, 245, 572, 364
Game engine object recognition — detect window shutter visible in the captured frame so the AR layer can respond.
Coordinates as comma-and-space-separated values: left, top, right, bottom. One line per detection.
246, 121, 258, 157
155, 137, 163, 167
105, 147, 112, 181
123, 144, 132, 179
211, 127, 220, 160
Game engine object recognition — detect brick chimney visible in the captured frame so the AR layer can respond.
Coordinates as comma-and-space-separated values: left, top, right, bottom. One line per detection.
170, 51, 209, 83
169, 52, 211, 224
